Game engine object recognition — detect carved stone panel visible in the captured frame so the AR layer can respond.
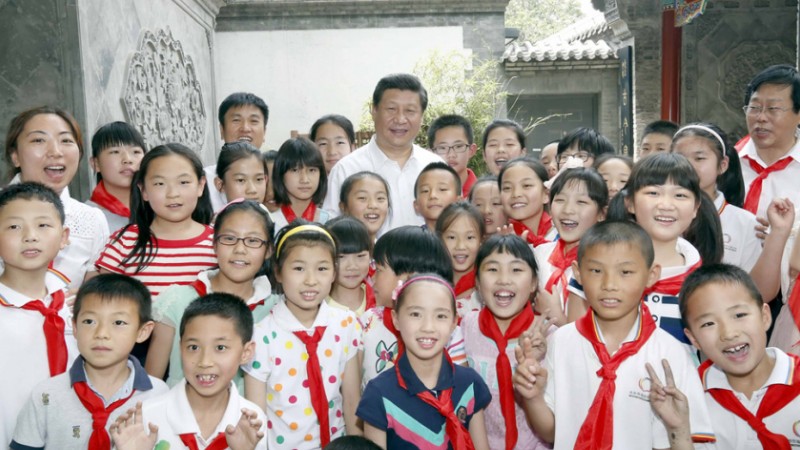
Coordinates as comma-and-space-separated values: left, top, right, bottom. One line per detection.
720, 41, 794, 115
122, 28, 206, 150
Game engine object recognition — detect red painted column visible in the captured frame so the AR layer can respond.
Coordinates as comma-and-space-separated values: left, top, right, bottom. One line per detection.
661, 9, 682, 122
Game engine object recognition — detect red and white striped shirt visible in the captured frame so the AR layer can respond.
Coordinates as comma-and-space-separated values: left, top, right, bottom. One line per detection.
94, 225, 217, 297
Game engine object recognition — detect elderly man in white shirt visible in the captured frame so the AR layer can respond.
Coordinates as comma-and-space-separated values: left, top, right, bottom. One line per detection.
323, 73, 443, 235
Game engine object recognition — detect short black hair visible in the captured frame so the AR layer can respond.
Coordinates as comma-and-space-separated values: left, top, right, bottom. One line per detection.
325, 215, 372, 255
372, 73, 428, 112
414, 162, 462, 199
427, 114, 474, 146
90, 121, 147, 163
216, 141, 267, 180
577, 220, 654, 268
642, 120, 679, 140
678, 264, 763, 329
482, 119, 526, 150
548, 167, 609, 210
218, 92, 269, 125
745, 64, 800, 113
373, 225, 453, 283
310, 114, 356, 145
556, 127, 615, 157
179, 293, 254, 343
339, 171, 391, 210
0, 182, 64, 224
272, 138, 328, 206
324, 436, 382, 450
73, 273, 152, 325
474, 234, 538, 281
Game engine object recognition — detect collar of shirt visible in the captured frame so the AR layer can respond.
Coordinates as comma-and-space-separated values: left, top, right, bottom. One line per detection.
166, 379, 242, 442
365, 136, 427, 171
739, 136, 800, 166
703, 347, 792, 391
196, 270, 272, 306
660, 237, 701, 279
396, 352, 455, 396
0, 270, 69, 307
70, 355, 152, 406
272, 297, 333, 332
592, 309, 643, 355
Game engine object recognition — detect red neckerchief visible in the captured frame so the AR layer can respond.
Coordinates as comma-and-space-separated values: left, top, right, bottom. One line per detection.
0, 289, 68, 376
454, 269, 476, 298
281, 202, 317, 223
73, 382, 136, 450
394, 353, 475, 450
786, 275, 800, 347
293, 326, 331, 447
509, 211, 552, 247
89, 180, 131, 218
179, 432, 227, 450
477, 304, 535, 450
573, 303, 657, 450
545, 239, 578, 303
742, 156, 793, 215
190, 279, 265, 311
382, 307, 404, 356
363, 281, 376, 311
643, 260, 702, 297
462, 169, 477, 198
698, 354, 800, 450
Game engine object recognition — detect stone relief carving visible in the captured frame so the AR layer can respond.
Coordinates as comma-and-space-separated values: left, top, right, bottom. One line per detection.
122, 29, 206, 150
720, 41, 794, 115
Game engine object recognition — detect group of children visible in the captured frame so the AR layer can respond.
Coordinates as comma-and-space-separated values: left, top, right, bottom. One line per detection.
2, 74, 800, 450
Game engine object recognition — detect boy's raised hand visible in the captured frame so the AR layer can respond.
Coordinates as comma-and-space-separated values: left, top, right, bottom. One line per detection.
513, 333, 548, 400
646, 359, 689, 431
527, 316, 549, 362
766, 198, 795, 235
110, 402, 158, 450
225, 408, 265, 450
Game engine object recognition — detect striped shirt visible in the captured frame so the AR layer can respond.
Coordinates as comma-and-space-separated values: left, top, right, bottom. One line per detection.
94, 225, 217, 296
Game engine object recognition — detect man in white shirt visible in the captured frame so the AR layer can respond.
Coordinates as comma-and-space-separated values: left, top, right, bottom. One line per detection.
323, 74, 443, 234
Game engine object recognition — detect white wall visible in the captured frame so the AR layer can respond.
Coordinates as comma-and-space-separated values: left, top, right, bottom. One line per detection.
215, 26, 464, 150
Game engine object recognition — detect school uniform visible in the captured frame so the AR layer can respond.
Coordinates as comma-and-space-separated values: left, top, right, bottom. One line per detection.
357, 353, 492, 450
10, 356, 168, 450
701, 348, 800, 450
0, 271, 79, 448
323, 136, 445, 235
360, 306, 467, 389
141, 379, 267, 450
715, 191, 761, 272
152, 270, 275, 389
243, 300, 362, 449
544, 307, 716, 449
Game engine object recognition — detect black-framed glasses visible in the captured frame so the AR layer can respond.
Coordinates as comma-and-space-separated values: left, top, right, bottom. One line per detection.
215, 235, 268, 249
557, 152, 592, 164
742, 105, 791, 118
432, 143, 469, 155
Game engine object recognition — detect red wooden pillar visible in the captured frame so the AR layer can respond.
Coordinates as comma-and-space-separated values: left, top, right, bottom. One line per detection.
661, 9, 682, 122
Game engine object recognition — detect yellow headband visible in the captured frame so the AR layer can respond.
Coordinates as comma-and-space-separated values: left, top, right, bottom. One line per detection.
275, 224, 336, 258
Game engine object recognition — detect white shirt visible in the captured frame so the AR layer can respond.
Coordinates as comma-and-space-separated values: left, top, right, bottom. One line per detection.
323, 137, 444, 234
0, 272, 79, 448
739, 137, 800, 219
534, 241, 574, 312
702, 348, 800, 450
141, 379, 267, 450
205, 164, 229, 212
544, 314, 716, 450
715, 192, 761, 272
244, 300, 362, 449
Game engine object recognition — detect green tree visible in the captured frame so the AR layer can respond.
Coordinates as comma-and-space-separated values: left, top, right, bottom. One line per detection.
506, 0, 586, 42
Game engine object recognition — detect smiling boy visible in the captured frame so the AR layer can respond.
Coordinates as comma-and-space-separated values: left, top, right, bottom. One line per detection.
414, 162, 462, 230
428, 115, 478, 197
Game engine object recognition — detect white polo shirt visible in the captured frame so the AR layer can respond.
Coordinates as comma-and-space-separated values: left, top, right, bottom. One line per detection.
715, 192, 761, 272
0, 272, 79, 448
323, 137, 444, 234
141, 379, 267, 450
702, 348, 800, 450
739, 138, 800, 219
544, 314, 716, 450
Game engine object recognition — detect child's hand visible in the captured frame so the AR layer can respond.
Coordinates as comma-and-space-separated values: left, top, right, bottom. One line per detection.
110, 402, 158, 450
766, 198, 795, 236
646, 359, 689, 431
498, 223, 528, 242
534, 288, 567, 327
754, 215, 770, 240
513, 335, 548, 400
527, 317, 549, 362
225, 408, 265, 450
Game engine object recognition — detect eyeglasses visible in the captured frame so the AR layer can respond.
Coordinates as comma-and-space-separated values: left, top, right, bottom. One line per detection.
557, 152, 592, 164
742, 105, 792, 118
432, 143, 469, 155
215, 235, 269, 249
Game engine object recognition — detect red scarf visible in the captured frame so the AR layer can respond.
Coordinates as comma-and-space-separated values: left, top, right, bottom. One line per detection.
462, 169, 477, 198
190, 279, 265, 311
89, 180, 130, 218
0, 289, 68, 376
395, 354, 474, 450
383, 307, 404, 356
742, 156, 793, 215
509, 211, 552, 247
281, 202, 317, 223
363, 281, 376, 311
293, 326, 331, 447
643, 260, 702, 297
573, 303, 657, 450
698, 354, 800, 450
477, 304, 535, 450
545, 240, 578, 303
179, 432, 228, 450
73, 382, 136, 450
786, 274, 800, 345
454, 269, 476, 298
